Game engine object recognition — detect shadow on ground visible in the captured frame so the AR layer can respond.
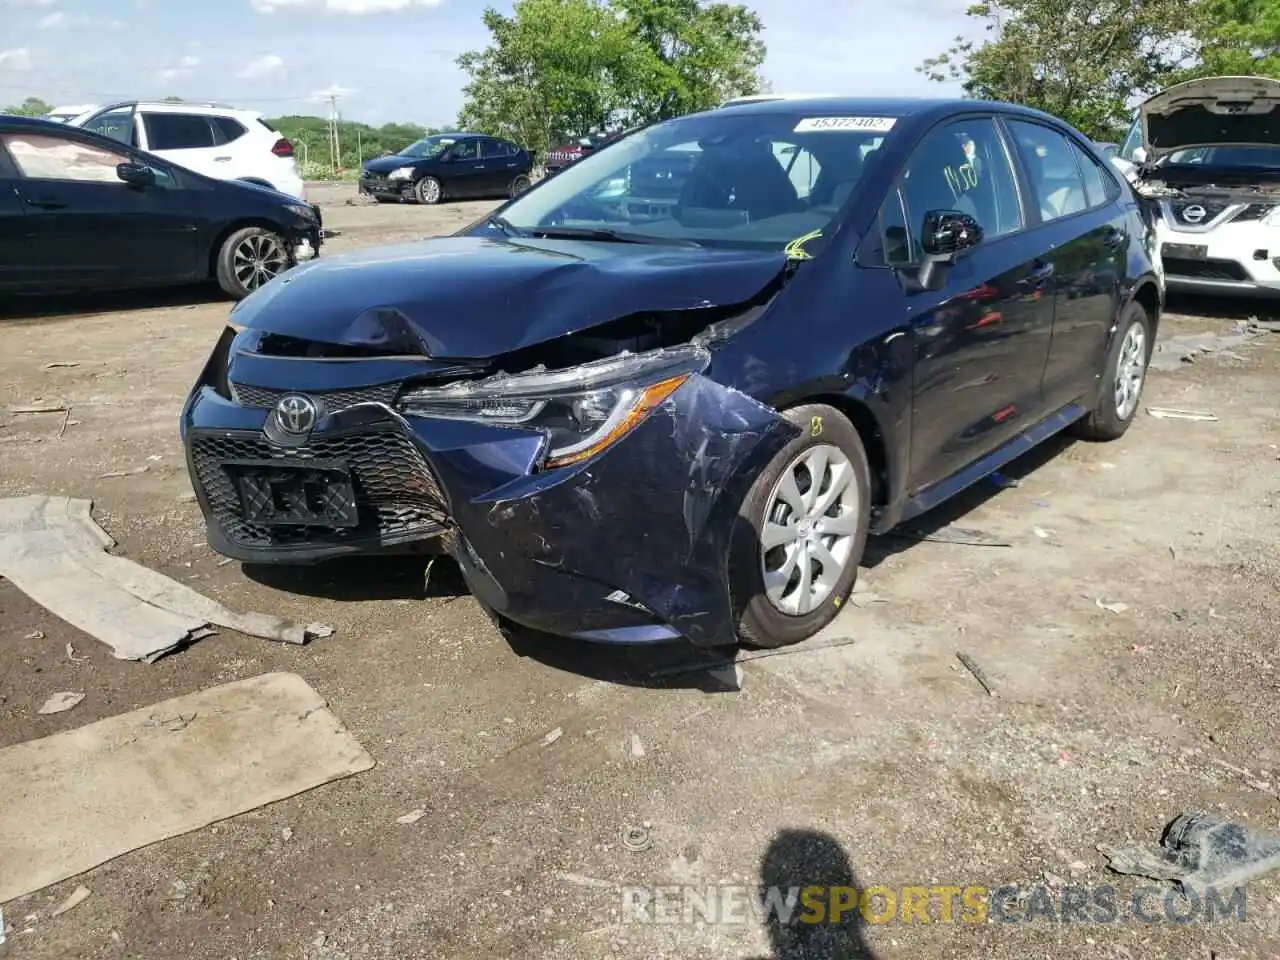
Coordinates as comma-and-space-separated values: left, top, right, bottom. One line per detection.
242, 553, 465, 602
0, 284, 223, 322
753, 828, 876, 960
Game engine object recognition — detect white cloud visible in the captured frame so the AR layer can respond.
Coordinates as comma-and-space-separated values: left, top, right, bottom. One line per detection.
237, 53, 285, 79
0, 47, 33, 70
313, 83, 356, 100
3, 0, 55, 7
180, 54, 200, 68
251, 0, 443, 13
37, 11, 125, 29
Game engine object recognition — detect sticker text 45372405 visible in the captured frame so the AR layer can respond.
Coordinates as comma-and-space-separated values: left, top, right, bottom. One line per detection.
793, 116, 897, 134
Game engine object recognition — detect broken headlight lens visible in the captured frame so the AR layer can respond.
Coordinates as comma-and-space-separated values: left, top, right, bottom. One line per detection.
398, 343, 709, 468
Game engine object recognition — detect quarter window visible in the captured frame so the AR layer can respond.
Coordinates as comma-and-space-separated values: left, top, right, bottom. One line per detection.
213, 116, 248, 145
80, 107, 137, 147
1072, 142, 1115, 208
143, 113, 217, 150
2, 132, 128, 182
880, 117, 1023, 263
1007, 120, 1087, 222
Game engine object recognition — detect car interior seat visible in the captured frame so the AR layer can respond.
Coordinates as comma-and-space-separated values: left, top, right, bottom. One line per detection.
676, 139, 805, 224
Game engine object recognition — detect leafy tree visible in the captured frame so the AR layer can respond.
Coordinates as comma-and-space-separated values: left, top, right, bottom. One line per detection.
1184, 0, 1280, 78
3, 97, 53, 117
457, 0, 767, 158
919, 0, 1199, 139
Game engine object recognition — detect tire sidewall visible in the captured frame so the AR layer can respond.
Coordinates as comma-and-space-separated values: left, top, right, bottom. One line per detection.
415, 176, 442, 204
510, 175, 531, 197
216, 226, 288, 300
1095, 301, 1152, 435
729, 404, 872, 648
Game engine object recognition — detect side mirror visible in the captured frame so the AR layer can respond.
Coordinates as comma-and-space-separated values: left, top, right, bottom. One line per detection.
1131, 146, 1148, 164
914, 209, 982, 291
116, 162, 155, 187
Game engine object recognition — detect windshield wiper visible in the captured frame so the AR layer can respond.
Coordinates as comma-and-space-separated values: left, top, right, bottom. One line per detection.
486, 215, 525, 237
528, 225, 701, 248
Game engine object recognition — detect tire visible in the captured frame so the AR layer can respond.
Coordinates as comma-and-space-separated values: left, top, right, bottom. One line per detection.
509, 174, 532, 198
1070, 301, 1152, 441
215, 226, 292, 300
414, 176, 443, 205
729, 404, 872, 649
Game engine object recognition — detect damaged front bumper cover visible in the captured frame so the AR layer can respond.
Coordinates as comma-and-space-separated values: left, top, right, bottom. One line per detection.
182, 343, 797, 647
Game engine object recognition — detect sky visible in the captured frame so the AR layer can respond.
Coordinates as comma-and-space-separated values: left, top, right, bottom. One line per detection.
0, 0, 974, 128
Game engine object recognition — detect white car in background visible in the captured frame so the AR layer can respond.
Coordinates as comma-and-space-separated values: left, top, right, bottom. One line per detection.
68, 100, 307, 201
44, 104, 99, 123
1113, 76, 1280, 298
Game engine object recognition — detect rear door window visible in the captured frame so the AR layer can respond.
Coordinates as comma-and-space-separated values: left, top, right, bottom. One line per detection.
2, 131, 127, 182
143, 113, 217, 151
1071, 142, 1116, 208
1007, 120, 1088, 222
479, 139, 507, 159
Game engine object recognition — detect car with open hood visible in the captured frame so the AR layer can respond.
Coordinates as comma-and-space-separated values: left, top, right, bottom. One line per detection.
1114, 76, 1280, 297
182, 96, 1161, 650
358, 133, 533, 205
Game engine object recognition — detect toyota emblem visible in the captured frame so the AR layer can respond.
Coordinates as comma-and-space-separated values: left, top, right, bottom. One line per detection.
274, 394, 318, 435
1182, 204, 1207, 223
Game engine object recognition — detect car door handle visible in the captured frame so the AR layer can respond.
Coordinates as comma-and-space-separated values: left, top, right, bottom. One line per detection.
475, 164, 486, 169
24, 196, 66, 210
213, 156, 232, 162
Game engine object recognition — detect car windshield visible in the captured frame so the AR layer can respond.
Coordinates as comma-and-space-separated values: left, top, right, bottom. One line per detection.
1162, 145, 1280, 169
399, 136, 455, 158
499, 110, 902, 252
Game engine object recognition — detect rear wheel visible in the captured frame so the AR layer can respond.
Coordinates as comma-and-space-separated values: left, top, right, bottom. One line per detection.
415, 176, 442, 205
215, 227, 291, 299
729, 404, 871, 649
1070, 301, 1152, 441
509, 174, 532, 198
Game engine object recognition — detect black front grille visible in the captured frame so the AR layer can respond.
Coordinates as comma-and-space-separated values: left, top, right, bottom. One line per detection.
231, 382, 401, 412
1231, 203, 1274, 223
190, 428, 449, 549
1164, 257, 1250, 282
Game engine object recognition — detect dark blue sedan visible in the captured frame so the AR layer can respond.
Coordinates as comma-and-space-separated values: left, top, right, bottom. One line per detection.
182, 96, 1162, 650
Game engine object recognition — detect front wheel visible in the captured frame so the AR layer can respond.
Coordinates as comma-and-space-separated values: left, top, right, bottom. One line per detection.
729, 404, 871, 649
1070, 301, 1152, 441
415, 176, 442, 205
509, 174, 532, 198
215, 226, 291, 299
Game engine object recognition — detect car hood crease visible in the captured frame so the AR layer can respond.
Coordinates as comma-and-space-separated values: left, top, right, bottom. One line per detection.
231, 236, 790, 359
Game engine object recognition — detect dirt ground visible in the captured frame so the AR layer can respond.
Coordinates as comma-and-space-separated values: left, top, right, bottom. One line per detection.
1, 181, 1278, 960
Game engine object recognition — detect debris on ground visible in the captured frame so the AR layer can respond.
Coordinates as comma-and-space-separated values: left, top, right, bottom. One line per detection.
1095, 598, 1129, 614
0, 672, 375, 902
37, 692, 84, 715
1148, 329, 1258, 371
629, 734, 645, 759
42, 361, 80, 370
65, 643, 87, 663
100, 466, 149, 479
396, 809, 426, 825
558, 872, 614, 889
888, 525, 1012, 547
621, 824, 652, 852
1101, 811, 1280, 895
1147, 407, 1219, 422
23, 629, 43, 640
9, 403, 68, 415
281, 827, 293, 841
956, 651, 998, 697
49, 886, 91, 917
0, 496, 333, 661
541, 727, 563, 746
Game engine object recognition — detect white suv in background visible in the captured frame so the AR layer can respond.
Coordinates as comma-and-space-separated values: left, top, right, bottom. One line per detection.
68, 101, 306, 201
1112, 76, 1280, 298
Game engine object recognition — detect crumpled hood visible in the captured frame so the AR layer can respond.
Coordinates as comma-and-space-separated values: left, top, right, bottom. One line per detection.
1139, 75, 1280, 161
362, 153, 426, 174
231, 235, 788, 359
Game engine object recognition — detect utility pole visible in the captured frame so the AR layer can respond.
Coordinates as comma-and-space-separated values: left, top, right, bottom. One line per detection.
325, 93, 342, 172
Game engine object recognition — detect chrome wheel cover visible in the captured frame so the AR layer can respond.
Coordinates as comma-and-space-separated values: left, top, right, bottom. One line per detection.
1114, 322, 1147, 420
760, 443, 860, 616
232, 233, 288, 291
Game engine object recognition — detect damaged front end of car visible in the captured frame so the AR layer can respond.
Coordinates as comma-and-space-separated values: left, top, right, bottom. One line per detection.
180, 249, 801, 647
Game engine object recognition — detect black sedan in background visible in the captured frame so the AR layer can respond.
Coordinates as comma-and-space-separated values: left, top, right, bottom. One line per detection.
184, 97, 1161, 651
0, 116, 322, 300
358, 133, 533, 205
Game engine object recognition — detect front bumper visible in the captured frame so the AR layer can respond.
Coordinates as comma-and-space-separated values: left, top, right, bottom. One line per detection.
1156, 217, 1280, 297
182, 372, 796, 647
358, 175, 413, 199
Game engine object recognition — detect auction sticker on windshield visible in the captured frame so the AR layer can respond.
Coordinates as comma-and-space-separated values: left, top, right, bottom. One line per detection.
794, 117, 897, 133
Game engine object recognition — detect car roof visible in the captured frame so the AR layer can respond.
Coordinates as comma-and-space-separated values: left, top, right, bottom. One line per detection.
77, 100, 264, 120
1, 114, 95, 134
706, 95, 1069, 127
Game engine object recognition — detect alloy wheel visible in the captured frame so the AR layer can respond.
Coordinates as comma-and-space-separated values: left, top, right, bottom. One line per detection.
418, 178, 441, 203
232, 233, 288, 292
1113, 323, 1147, 420
760, 443, 861, 616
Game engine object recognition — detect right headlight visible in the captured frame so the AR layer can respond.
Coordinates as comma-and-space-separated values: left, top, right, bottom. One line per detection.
388, 166, 416, 180
397, 343, 709, 468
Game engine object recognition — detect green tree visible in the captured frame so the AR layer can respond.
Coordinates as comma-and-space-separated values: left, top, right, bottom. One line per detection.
616, 0, 766, 123
1184, 0, 1280, 78
457, 0, 767, 159
3, 96, 53, 117
919, 0, 1199, 139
